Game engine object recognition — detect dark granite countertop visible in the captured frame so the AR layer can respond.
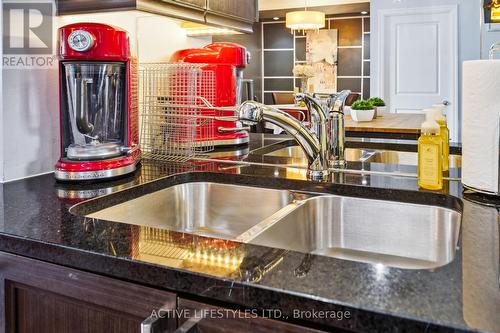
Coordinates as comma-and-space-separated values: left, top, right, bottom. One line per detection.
244, 133, 462, 155
206, 134, 462, 181
343, 136, 462, 155
0, 135, 497, 333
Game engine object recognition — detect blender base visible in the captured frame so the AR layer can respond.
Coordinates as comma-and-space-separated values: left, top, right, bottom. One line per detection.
55, 154, 140, 182
55, 163, 138, 182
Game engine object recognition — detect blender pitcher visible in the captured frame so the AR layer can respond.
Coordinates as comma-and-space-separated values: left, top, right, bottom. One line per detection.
62, 62, 126, 160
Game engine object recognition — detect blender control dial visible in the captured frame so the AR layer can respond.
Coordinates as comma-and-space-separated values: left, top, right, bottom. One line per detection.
68, 30, 94, 52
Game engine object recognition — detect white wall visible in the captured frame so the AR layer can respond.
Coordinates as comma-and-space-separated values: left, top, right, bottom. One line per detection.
370, 0, 481, 142
136, 15, 210, 62
2, 67, 60, 181
0, 4, 3, 181
57, 11, 211, 64
1, 1, 59, 182
1, 10, 211, 182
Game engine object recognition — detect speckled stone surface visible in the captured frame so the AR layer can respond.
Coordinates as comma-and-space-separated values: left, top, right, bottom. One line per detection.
0, 135, 497, 333
344, 137, 462, 155
239, 134, 462, 180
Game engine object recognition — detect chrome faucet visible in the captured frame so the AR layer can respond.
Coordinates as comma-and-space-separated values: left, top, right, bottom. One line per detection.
294, 93, 329, 173
238, 101, 329, 180
297, 91, 351, 167
237, 91, 351, 180
326, 90, 351, 167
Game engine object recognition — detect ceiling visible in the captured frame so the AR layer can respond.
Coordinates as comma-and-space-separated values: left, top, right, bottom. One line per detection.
258, 0, 369, 11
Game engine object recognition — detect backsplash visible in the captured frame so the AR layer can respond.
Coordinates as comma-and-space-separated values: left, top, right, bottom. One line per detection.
261, 15, 370, 105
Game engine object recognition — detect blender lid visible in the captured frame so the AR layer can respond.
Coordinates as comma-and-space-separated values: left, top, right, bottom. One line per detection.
67, 142, 123, 160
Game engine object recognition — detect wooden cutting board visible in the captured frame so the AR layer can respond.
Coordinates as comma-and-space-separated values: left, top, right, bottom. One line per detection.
345, 113, 424, 134
276, 105, 424, 134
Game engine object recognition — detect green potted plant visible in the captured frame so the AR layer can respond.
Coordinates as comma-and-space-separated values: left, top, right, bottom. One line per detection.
368, 97, 387, 117
350, 100, 375, 122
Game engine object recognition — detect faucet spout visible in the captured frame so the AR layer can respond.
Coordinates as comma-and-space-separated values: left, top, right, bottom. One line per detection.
238, 101, 328, 180
328, 90, 351, 113
327, 90, 351, 167
294, 93, 329, 171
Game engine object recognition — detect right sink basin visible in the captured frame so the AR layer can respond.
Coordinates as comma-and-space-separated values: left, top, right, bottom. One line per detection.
264, 145, 461, 168
264, 146, 379, 166
247, 195, 462, 269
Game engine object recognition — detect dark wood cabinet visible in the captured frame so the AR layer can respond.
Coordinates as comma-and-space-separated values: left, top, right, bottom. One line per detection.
56, 0, 208, 23
56, 0, 258, 22
56, 0, 136, 15
177, 298, 326, 333
0, 252, 331, 333
56, 0, 258, 33
207, 0, 258, 22
170, 0, 206, 9
0, 252, 176, 333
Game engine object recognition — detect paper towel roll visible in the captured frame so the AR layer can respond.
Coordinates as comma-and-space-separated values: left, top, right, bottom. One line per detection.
462, 60, 500, 194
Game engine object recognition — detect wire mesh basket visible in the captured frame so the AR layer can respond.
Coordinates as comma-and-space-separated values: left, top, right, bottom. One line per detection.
139, 63, 221, 162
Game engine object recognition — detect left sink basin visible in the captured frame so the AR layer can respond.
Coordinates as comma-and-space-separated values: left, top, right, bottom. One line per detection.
86, 182, 296, 240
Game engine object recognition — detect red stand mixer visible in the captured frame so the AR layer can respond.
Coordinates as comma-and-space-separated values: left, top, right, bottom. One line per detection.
170, 42, 250, 146
55, 23, 140, 181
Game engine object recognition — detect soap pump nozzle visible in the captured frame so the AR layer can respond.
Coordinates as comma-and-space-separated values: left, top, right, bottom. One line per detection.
421, 108, 440, 135
432, 103, 447, 121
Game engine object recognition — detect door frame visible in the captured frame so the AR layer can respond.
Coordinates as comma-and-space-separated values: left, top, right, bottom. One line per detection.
377, 5, 459, 141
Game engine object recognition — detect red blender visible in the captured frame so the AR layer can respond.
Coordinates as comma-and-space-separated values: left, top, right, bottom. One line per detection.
55, 23, 140, 181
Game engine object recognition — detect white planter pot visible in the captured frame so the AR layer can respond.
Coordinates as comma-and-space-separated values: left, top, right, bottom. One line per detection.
375, 106, 387, 117
351, 108, 375, 122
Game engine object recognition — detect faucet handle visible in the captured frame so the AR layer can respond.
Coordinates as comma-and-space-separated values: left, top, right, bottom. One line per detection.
311, 93, 333, 109
328, 90, 352, 113
294, 93, 328, 117
294, 92, 308, 104
237, 101, 264, 125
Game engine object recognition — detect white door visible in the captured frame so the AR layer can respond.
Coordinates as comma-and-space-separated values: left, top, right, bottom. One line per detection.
379, 6, 458, 139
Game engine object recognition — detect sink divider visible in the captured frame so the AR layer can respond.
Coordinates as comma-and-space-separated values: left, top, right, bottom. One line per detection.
235, 198, 310, 243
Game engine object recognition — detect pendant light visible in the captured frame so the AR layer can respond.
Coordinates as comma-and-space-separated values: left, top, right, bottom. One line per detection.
286, 0, 325, 33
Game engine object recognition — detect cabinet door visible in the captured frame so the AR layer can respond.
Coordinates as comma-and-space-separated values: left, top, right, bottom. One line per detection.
170, 0, 206, 9
0, 252, 176, 333
177, 298, 327, 333
207, 0, 258, 22
57, 0, 136, 14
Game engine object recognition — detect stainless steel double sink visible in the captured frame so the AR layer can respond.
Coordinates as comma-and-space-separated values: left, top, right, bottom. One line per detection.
86, 181, 462, 270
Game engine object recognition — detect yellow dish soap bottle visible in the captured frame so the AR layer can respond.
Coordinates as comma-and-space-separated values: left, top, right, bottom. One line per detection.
418, 109, 443, 190
433, 103, 449, 171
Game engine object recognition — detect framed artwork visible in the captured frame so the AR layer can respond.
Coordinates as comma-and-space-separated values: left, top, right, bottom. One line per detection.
306, 29, 338, 94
